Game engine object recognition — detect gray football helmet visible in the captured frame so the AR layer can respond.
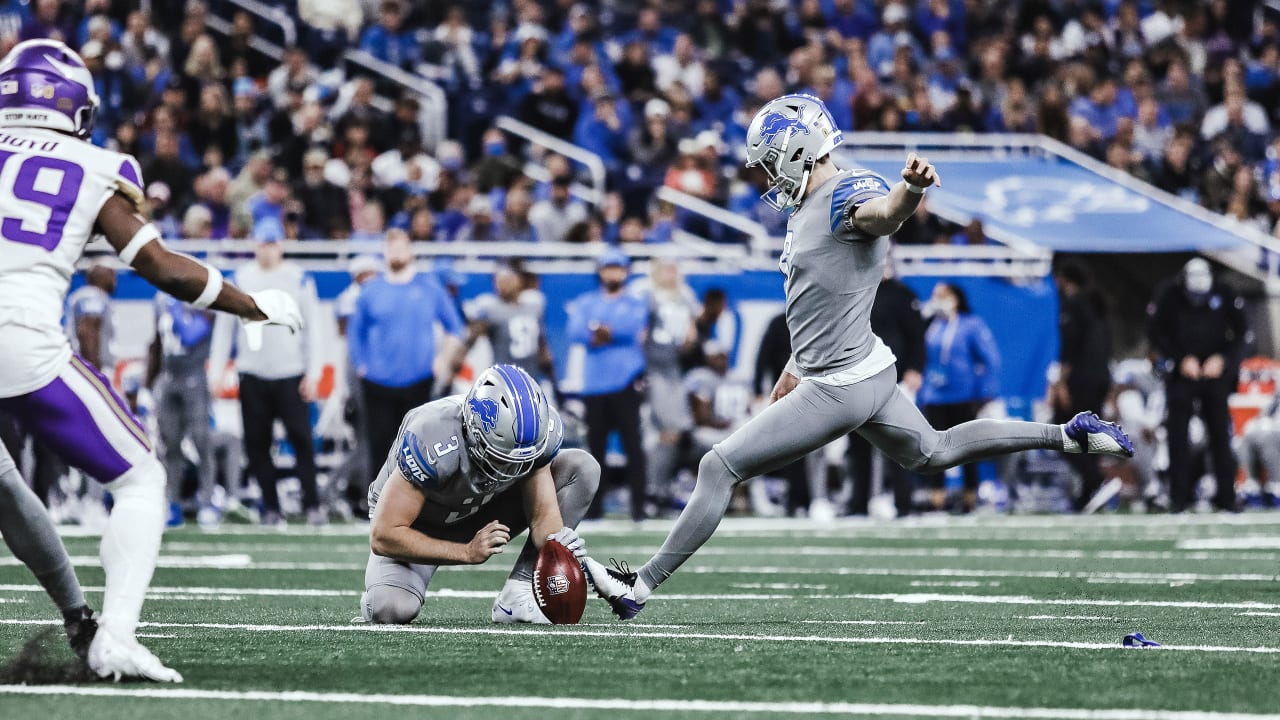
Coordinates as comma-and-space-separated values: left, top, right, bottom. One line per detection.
463, 364, 551, 487
744, 93, 844, 210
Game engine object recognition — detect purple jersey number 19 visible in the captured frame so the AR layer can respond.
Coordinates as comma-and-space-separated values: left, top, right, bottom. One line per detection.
0, 150, 85, 251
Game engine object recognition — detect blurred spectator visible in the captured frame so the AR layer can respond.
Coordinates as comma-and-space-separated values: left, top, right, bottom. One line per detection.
688, 287, 737, 368
295, 149, 349, 238
195, 167, 233, 239
654, 33, 705, 99
333, 255, 381, 514
568, 250, 649, 521
298, 0, 363, 67
181, 204, 214, 240
1147, 259, 1246, 513
455, 196, 499, 242
360, 0, 419, 70
20, 0, 66, 42
347, 229, 465, 495
498, 187, 538, 243
1051, 261, 1113, 511
574, 91, 629, 171
530, 177, 588, 243
246, 168, 292, 227
148, 293, 217, 528
65, 263, 115, 373
919, 282, 1000, 513
847, 253, 926, 517
685, 341, 752, 457
209, 220, 324, 527
518, 66, 577, 139
633, 258, 700, 514
143, 130, 194, 208
472, 128, 522, 193
1235, 396, 1280, 503
146, 182, 182, 239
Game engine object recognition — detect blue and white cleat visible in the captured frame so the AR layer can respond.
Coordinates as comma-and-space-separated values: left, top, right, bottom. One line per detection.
583, 557, 645, 620
1065, 411, 1134, 458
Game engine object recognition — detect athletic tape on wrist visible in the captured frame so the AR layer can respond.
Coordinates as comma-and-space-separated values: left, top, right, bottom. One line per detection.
117, 224, 160, 265
191, 266, 224, 309
905, 183, 926, 195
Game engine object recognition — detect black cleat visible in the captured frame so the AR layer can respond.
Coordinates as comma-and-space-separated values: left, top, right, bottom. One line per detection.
62, 605, 98, 662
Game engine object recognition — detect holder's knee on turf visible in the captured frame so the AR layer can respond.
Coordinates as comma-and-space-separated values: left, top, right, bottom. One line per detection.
363, 585, 423, 625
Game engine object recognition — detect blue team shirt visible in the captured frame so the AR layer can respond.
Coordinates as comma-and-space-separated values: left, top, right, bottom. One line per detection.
348, 273, 464, 388
567, 289, 649, 396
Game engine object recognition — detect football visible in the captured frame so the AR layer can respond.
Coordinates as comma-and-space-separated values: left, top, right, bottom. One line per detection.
532, 539, 587, 624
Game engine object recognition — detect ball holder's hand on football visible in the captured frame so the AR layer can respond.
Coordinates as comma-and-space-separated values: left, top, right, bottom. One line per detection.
533, 539, 587, 624
901, 151, 942, 189
242, 289, 304, 351
547, 526, 587, 558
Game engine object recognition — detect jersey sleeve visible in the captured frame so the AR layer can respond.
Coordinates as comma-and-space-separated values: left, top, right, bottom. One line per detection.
532, 406, 564, 470
111, 154, 146, 212
393, 405, 465, 492
830, 172, 892, 243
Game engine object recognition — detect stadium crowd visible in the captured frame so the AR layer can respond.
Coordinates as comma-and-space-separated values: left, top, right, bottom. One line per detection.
0, 0, 1271, 524
0, 0, 1270, 246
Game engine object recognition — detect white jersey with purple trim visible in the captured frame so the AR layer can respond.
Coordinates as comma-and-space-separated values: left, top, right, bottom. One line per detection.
0, 127, 144, 397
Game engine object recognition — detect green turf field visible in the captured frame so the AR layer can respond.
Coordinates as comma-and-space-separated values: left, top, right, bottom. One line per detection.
2, 513, 1279, 719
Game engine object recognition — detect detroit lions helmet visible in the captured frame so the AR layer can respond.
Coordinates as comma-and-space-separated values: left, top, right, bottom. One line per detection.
463, 364, 552, 487
744, 94, 843, 211
0, 39, 99, 139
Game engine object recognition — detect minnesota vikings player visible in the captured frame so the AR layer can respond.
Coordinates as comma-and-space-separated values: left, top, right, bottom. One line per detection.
361, 364, 599, 624
0, 40, 302, 680
586, 94, 1134, 619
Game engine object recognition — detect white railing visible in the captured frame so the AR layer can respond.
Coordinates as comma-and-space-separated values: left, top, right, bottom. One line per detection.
495, 116, 607, 207
342, 49, 448, 151
204, 15, 283, 61
655, 186, 772, 255
219, 0, 297, 47
893, 244, 1052, 278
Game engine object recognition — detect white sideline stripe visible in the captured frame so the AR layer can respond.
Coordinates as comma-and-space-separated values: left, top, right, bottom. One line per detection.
0, 686, 1274, 719
95, 542, 1280, 563
3, 584, 1279, 611
1237, 612, 1280, 617
798, 620, 926, 625
0, 619, 1275, 655
8, 556, 1275, 584
1177, 537, 1280, 550
1019, 616, 1120, 621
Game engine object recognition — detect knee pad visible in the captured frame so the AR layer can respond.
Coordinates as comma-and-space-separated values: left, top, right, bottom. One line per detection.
362, 585, 423, 625
698, 449, 743, 489
105, 455, 165, 499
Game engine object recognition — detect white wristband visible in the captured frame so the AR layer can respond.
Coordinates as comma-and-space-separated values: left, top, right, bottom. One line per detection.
905, 183, 926, 195
117, 224, 160, 265
191, 265, 224, 309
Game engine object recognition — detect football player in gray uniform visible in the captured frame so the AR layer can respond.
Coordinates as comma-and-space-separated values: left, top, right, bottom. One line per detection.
361, 364, 600, 624
467, 265, 552, 381
586, 93, 1134, 619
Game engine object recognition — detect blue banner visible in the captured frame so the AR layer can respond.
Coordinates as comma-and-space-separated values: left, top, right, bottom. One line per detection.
852, 153, 1245, 253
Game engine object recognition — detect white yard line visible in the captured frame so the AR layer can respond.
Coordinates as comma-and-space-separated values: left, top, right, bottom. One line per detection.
1177, 537, 1280, 550
7, 556, 1274, 584
0, 619, 1273, 654
1, 685, 1276, 719
2, 584, 1278, 612
1236, 611, 1280, 617
1018, 616, 1120, 621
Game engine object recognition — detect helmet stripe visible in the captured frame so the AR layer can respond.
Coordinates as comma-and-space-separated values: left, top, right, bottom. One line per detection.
494, 364, 539, 446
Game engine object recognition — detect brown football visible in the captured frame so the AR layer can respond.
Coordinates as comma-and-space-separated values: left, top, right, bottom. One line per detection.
532, 539, 587, 624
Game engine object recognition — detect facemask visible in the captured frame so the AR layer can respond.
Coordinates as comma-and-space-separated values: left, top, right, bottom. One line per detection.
602, 279, 624, 293
484, 142, 505, 156
936, 297, 958, 316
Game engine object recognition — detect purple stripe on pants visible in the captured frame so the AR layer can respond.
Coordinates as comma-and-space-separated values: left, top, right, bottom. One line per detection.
0, 365, 146, 482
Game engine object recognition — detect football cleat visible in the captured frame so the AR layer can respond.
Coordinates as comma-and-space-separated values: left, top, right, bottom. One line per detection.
88, 627, 183, 683
1065, 412, 1134, 458
583, 557, 645, 620
62, 605, 97, 661
491, 578, 550, 624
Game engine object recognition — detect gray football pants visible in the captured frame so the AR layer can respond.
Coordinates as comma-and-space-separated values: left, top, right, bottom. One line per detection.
155, 372, 216, 507
362, 448, 600, 624
638, 365, 1063, 591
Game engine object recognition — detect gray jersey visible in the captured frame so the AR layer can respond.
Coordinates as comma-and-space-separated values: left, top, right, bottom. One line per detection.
64, 285, 113, 369
685, 367, 752, 427
781, 169, 892, 375
472, 294, 544, 376
368, 395, 564, 532
642, 284, 699, 374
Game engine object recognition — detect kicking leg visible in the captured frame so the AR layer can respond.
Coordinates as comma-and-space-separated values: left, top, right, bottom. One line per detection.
0, 442, 96, 659
587, 369, 901, 618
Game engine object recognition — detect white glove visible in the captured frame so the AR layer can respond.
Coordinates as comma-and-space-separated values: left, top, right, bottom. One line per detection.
548, 526, 586, 558
242, 289, 303, 351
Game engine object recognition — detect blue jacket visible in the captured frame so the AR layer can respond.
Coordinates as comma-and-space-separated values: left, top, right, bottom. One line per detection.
567, 289, 648, 396
359, 25, 420, 68
348, 273, 464, 388
920, 313, 1001, 406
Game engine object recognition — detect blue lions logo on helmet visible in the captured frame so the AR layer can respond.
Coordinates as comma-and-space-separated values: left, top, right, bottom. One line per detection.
469, 397, 499, 433
759, 112, 809, 145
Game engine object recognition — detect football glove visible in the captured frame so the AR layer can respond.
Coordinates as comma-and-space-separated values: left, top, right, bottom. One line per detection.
548, 526, 586, 558
242, 289, 304, 351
